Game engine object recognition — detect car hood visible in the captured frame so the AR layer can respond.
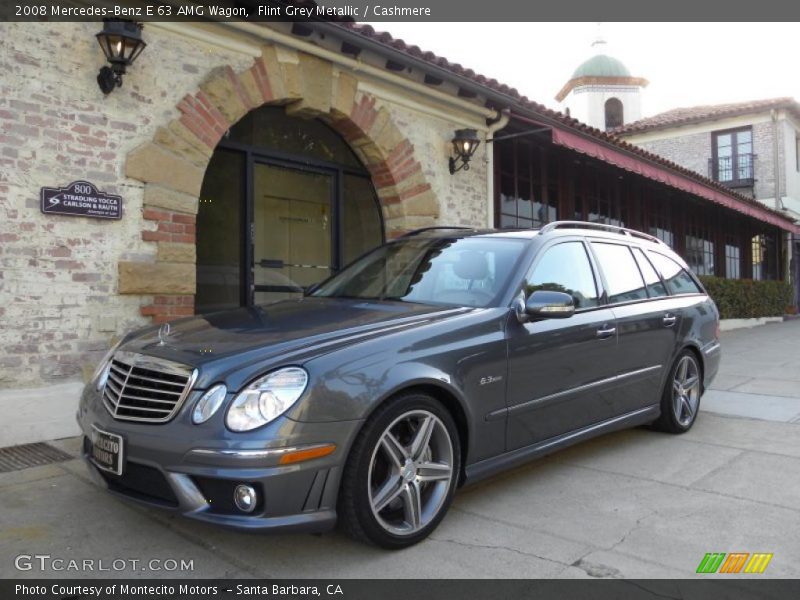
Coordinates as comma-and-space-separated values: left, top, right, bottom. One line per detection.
121, 297, 473, 385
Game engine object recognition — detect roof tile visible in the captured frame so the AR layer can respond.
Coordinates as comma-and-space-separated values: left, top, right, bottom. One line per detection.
323, 19, 796, 229
614, 97, 800, 134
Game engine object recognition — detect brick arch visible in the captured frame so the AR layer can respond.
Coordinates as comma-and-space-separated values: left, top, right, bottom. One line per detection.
120, 45, 437, 322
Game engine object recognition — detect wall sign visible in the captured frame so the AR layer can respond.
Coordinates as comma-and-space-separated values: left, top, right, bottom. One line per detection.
40, 180, 122, 220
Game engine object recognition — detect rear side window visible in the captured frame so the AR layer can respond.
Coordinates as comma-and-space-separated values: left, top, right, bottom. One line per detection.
647, 251, 703, 295
525, 242, 599, 309
632, 248, 669, 298
591, 242, 648, 304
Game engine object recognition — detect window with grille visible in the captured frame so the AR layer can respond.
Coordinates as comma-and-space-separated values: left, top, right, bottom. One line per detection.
496, 139, 557, 229
648, 200, 674, 248
752, 233, 777, 281
711, 128, 754, 187
685, 217, 715, 276
725, 239, 741, 279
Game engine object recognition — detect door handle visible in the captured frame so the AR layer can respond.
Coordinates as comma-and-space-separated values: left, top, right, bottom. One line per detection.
663, 314, 677, 327
596, 326, 616, 339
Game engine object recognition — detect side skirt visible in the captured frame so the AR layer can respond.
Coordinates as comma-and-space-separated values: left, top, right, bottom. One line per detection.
463, 404, 660, 486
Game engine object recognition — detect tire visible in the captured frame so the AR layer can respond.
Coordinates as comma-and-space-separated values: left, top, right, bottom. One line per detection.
652, 350, 703, 434
338, 391, 461, 549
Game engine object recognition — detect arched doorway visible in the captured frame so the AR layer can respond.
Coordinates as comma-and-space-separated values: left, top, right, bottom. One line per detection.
196, 106, 384, 312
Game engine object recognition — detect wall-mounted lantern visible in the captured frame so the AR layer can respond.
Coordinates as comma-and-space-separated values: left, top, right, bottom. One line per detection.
449, 124, 554, 175
96, 20, 147, 95
448, 129, 481, 174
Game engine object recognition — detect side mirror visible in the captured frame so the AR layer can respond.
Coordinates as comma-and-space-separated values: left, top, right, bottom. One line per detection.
525, 290, 575, 319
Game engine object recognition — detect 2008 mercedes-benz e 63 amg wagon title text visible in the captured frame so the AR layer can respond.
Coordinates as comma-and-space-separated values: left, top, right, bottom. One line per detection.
78, 221, 720, 548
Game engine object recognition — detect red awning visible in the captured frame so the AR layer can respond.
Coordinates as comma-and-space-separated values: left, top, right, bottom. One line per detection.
541, 124, 799, 233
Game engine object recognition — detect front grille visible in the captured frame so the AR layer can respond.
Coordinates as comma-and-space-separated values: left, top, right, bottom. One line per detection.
102, 351, 196, 423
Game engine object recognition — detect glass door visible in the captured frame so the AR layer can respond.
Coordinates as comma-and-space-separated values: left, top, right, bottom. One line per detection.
252, 161, 334, 304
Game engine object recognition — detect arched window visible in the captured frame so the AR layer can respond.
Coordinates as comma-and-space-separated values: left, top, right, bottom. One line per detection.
604, 98, 624, 130
196, 107, 384, 312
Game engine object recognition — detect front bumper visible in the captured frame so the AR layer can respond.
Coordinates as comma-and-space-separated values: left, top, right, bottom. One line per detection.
77, 384, 362, 533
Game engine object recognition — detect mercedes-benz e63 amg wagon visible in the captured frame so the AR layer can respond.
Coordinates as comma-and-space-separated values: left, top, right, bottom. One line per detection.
78, 221, 720, 548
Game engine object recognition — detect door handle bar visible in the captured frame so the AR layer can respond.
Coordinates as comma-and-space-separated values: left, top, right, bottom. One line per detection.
596, 327, 616, 339
663, 314, 677, 327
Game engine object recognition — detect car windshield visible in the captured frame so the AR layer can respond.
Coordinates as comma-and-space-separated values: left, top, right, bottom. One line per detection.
310, 236, 527, 307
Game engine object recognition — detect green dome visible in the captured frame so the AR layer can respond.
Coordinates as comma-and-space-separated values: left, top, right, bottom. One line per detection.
571, 54, 631, 79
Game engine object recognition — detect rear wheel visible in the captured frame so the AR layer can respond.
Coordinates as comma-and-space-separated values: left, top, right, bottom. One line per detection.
338, 392, 461, 548
653, 351, 702, 433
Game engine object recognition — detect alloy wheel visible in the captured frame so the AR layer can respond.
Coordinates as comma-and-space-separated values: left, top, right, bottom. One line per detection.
672, 355, 701, 427
367, 410, 454, 536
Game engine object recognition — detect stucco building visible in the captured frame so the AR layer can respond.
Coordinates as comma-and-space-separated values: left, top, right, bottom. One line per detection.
0, 11, 797, 443
615, 98, 800, 294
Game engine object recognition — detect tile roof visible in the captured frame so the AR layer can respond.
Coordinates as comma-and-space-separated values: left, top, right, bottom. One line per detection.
613, 97, 800, 135
323, 21, 797, 229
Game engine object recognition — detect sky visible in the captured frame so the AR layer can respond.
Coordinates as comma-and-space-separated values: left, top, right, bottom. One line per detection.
368, 22, 800, 117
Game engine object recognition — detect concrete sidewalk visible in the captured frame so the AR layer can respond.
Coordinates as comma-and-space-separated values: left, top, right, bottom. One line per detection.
704, 319, 800, 423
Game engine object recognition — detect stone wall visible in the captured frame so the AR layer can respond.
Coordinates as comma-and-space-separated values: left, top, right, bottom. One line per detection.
626, 120, 780, 203
632, 131, 712, 183
0, 23, 252, 387
388, 103, 488, 228
0, 22, 491, 389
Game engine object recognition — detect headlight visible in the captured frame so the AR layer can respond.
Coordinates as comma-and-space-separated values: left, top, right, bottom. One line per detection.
226, 367, 309, 432
192, 384, 227, 424
92, 339, 122, 391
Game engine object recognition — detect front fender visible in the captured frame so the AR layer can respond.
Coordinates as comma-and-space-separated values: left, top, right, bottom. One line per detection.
284, 309, 510, 464
289, 361, 473, 423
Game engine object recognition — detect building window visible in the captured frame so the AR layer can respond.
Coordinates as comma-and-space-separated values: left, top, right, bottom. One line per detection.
711, 127, 754, 187
648, 198, 674, 247
604, 98, 624, 130
585, 175, 623, 227
496, 139, 557, 229
685, 217, 715, 276
752, 233, 778, 281
724, 238, 741, 279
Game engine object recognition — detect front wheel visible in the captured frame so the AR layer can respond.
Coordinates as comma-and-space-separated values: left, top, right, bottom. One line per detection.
338, 392, 461, 549
653, 351, 702, 433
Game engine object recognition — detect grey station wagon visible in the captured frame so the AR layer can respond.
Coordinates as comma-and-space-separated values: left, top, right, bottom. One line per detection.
78, 221, 721, 548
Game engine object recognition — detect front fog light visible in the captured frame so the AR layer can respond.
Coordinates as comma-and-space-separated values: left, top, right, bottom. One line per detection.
192, 384, 227, 424
234, 484, 257, 513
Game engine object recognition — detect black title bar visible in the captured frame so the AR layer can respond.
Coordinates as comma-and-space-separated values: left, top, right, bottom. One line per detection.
3, 579, 800, 600
2, 0, 800, 21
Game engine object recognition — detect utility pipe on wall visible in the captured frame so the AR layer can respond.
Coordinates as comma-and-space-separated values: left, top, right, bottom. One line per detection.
771, 109, 784, 211
485, 109, 511, 228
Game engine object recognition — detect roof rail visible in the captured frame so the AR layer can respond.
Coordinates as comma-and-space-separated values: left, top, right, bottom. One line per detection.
538, 221, 667, 246
399, 226, 474, 238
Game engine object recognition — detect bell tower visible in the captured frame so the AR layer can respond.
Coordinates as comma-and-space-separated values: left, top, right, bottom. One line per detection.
556, 30, 648, 131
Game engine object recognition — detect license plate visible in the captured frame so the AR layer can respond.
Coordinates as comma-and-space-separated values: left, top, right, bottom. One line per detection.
91, 426, 124, 476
